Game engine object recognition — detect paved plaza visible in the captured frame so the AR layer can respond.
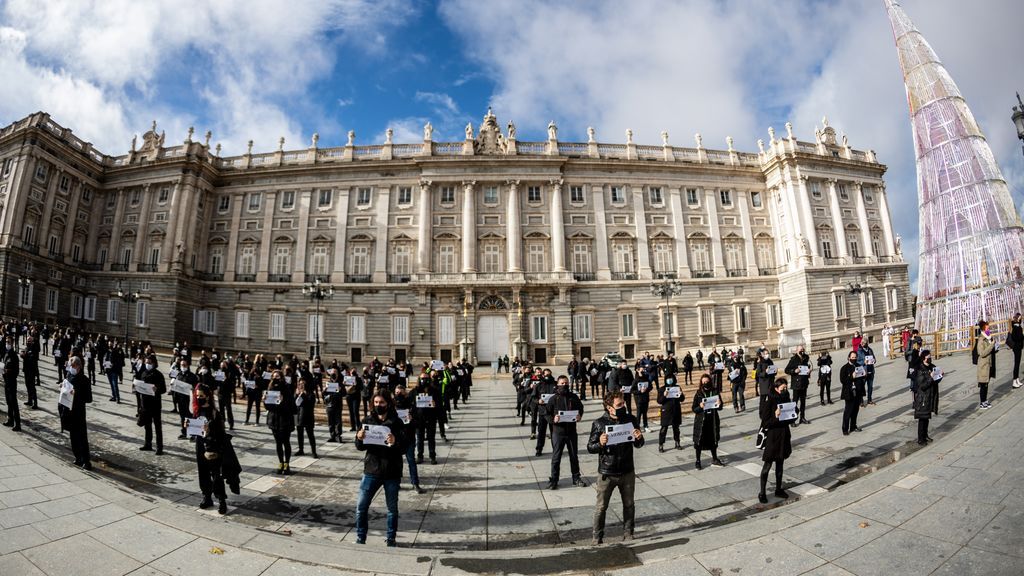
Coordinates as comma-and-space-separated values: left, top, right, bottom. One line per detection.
0, 349, 1023, 575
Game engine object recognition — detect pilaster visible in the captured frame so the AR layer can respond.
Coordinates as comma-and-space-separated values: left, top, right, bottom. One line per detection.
417, 180, 432, 273
550, 179, 567, 272
256, 191, 276, 283
372, 185, 391, 283
461, 181, 477, 273
330, 188, 350, 283
705, 188, 725, 277
668, 187, 691, 279
292, 189, 312, 282
592, 184, 611, 280
631, 186, 651, 279
506, 180, 522, 272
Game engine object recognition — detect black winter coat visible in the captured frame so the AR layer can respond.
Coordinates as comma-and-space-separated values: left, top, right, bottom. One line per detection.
656, 385, 684, 426
265, 384, 295, 432
587, 412, 644, 475
760, 389, 793, 462
756, 357, 776, 396
784, 354, 812, 391
691, 387, 721, 449
355, 411, 405, 479
912, 363, 939, 419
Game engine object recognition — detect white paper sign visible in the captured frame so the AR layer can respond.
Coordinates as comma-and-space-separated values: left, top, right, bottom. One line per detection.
213, 371, 226, 382
637, 382, 650, 392
703, 395, 720, 410
54, 350, 61, 358
168, 368, 179, 379
778, 401, 798, 421
798, 365, 810, 376
387, 367, 396, 374
865, 355, 876, 366
766, 365, 778, 375
820, 365, 832, 375
377, 375, 389, 384
605, 423, 636, 446
103, 361, 113, 370
361, 424, 392, 446
729, 369, 741, 381
85, 352, 92, 360
416, 394, 435, 408
170, 379, 192, 396
853, 366, 867, 378
264, 390, 282, 405
313, 368, 321, 374
539, 393, 554, 404
665, 387, 682, 399
558, 410, 580, 423
396, 409, 411, 424
243, 379, 256, 389
58, 380, 74, 408
456, 369, 465, 376
621, 385, 633, 393
931, 366, 943, 380
262, 371, 273, 381
186, 416, 208, 438
431, 360, 445, 371
285, 376, 292, 385
590, 368, 598, 376
133, 379, 155, 396
398, 371, 406, 378
714, 362, 725, 371
344, 375, 356, 386
326, 382, 340, 393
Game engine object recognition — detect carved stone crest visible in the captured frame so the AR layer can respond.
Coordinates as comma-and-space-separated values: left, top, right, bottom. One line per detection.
473, 108, 507, 155
134, 120, 165, 162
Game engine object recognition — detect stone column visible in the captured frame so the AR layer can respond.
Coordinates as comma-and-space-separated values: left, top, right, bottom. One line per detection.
550, 179, 566, 273
5, 154, 37, 246
853, 182, 874, 258
224, 193, 243, 281
36, 169, 61, 255
592, 184, 611, 280
827, 179, 849, 260
461, 181, 477, 273
181, 184, 204, 272
766, 187, 787, 269
61, 181, 83, 258
105, 189, 125, 271
256, 191, 276, 282
737, 191, 758, 275
83, 196, 101, 263
331, 188, 350, 283
373, 185, 391, 283
705, 188, 725, 276
169, 175, 196, 271
779, 171, 805, 266
668, 186, 690, 278
632, 186, 651, 279
506, 180, 522, 272
796, 174, 819, 259
160, 180, 183, 271
132, 184, 153, 271
417, 180, 432, 273
292, 188, 312, 282
876, 183, 895, 258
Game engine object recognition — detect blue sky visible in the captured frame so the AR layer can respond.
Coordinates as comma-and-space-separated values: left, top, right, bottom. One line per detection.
1, 0, 1023, 290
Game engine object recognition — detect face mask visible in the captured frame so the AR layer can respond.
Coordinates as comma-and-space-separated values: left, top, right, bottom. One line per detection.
145, 363, 154, 371
557, 385, 568, 395
5, 345, 10, 351
182, 366, 190, 372
67, 367, 78, 376
614, 406, 628, 421
666, 378, 675, 386
375, 406, 388, 415
197, 397, 208, 406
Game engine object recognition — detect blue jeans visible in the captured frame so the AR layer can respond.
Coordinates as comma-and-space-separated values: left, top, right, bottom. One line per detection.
866, 373, 875, 403
355, 475, 400, 542
108, 372, 120, 401
404, 441, 419, 486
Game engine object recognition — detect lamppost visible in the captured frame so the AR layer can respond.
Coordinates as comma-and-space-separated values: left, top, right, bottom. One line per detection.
16, 275, 32, 323
302, 278, 334, 359
846, 281, 865, 335
1012, 93, 1024, 159
461, 295, 470, 361
116, 281, 140, 345
650, 278, 683, 355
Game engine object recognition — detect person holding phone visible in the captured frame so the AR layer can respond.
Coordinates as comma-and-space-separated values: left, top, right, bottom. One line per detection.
587, 391, 645, 545
354, 393, 405, 547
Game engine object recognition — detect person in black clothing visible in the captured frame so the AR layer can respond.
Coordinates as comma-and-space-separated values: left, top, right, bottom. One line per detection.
695, 349, 705, 370
912, 350, 940, 445
265, 370, 296, 474
707, 348, 725, 394
546, 376, 587, 490
243, 361, 264, 425
758, 377, 793, 503
22, 335, 40, 409
607, 361, 633, 415
588, 391, 645, 545
393, 383, 425, 493
415, 374, 443, 464
729, 356, 748, 413
532, 369, 557, 456
633, 368, 653, 432
344, 367, 363, 431
215, 360, 236, 430
354, 392, 405, 547
656, 376, 684, 452
839, 351, 865, 435
294, 376, 318, 458
682, 352, 694, 385
137, 354, 167, 455
817, 351, 833, 405
323, 371, 344, 442
173, 359, 199, 439
784, 345, 812, 425
104, 343, 124, 403
755, 348, 776, 404
1010, 312, 1023, 389
60, 356, 92, 469
692, 374, 725, 469
190, 384, 229, 514
3, 337, 22, 431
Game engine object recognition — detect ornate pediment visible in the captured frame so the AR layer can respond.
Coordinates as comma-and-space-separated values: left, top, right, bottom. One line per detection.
473, 108, 508, 156
131, 120, 165, 162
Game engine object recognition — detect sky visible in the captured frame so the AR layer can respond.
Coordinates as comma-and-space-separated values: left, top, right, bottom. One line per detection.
1, 0, 1022, 291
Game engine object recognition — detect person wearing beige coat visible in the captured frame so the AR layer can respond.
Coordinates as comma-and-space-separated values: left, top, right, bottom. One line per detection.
976, 322, 997, 409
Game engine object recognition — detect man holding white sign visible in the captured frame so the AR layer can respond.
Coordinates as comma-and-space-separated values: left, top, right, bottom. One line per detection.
136, 354, 167, 455
783, 345, 812, 426
587, 391, 645, 545
839, 351, 866, 435
545, 376, 586, 490
354, 393, 405, 547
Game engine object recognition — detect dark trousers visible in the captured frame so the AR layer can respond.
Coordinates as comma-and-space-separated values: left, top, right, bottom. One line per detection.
24, 371, 39, 407
297, 422, 316, 455
347, 396, 361, 430
731, 383, 746, 411
842, 398, 860, 433
917, 418, 930, 442
56, 361, 65, 383
218, 395, 234, 429
593, 471, 636, 539
819, 377, 832, 403
659, 421, 680, 446
143, 411, 163, 450
622, 393, 632, 415
759, 459, 783, 494
516, 392, 528, 420
979, 383, 989, 403
174, 393, 190, 433
1013, 349, 1022, 380
793, 388, 808, 421
197, 457, 226, 499
273, 428, 292, 463
417, 419, 437, 458
535, 415, 551, 453
245, 395, 261, 424
549, 427, 581, 483
590, 379, 604, 399
683, 370, 693, 386
69, 419, 90, 465
530, 405, 540, 435
635, 397, 649, 428
327, 403, 342, 439
4, 377, 20, 425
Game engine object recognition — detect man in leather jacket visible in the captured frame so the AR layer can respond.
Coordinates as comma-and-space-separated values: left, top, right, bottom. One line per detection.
587, 391, 645, 544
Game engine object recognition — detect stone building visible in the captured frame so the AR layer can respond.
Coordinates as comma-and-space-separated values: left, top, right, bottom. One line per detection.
0, 109, 911, 365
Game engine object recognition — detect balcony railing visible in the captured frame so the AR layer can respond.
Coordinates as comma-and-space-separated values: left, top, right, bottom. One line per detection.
611, 272, 638, 280
304, 274, 330, 283
822, 257, 842, 265
195, 271, 224, 281
691, 270, 713, 279
111, 263, 129, 272
851, 256, 869, 264
137, 263, 158, 273
654, 272, 678, 280
726, 269, 748, 278
573, 273, 596, 281
235, 274, 256, 282
47, 250, 63, 261
387, 274, 411, 283
268, 274, 291, 283
20, 240, 37, 252
346, 274, 372, 283
78, 262, 102, 271
758, 267, 778, 276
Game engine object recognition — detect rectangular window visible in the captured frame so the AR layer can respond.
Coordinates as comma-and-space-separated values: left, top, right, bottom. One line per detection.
620, 313, 635, 338
736, 305, 750, 331
848, 235, 860, 258
531, 315, 548, 343
527, 243, 546, 273
281, 191, 295, 210
34, 163, 47, 182
392, 244, 412, 275
72, 294, 83, 319
274, 245, 291, 275
833, 292, 846, 318
247, 192, 262, 211
438, 244, 456, 273
527, 186, 542, 203
209, 247, 223, 274
810, 181, 822, 199
23, 224, 35, 245
720, 189, 732, 206
158, 187, 170, 203
1, 157, 12, 176
751, 191, 763, 208
572, 243, 591, 274
130, 189, 141, 206
121, 247, 132, 266
136, 301, 148, 327
270, 312, 286, 340
318, 189, 333, 208
767, 302, 782, 328
397, 186, 412, 205
46, 288, 58, 314
481, 243, 501, 273
700, 307, 715, 334
686, 188, 699, 206
357, 187, 371, 206
438, 315, 455, 345
652, 243, 673, 273
822, 237, 833, 258
239, 245, 256, 274
107, 299, 120, 324
613, 243, 634, 273
84, 296, 96, 321
349, 314, 366, 343
570, 186, 585, 203
838, 183, 849, 201
311, 245, 329, 275
215, 195, 228, 213
392, 315, 410, 345
440, 186, 455, 204
235, 311, 250, 338
149, 247, 160, 266
483, 186, 498, 204
59, 175, 70, 192
308, 313, 325, 342
864, 290, 875, 315
573, 314, 593, 341
889, 287, 899, 312
610, 186, 625, 204
350, 245, 369, 275
649, 187, 663, 205
71, 244, 82, 263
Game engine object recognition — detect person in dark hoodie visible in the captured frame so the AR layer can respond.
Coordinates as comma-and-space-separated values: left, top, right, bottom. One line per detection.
354, 392, 405, 547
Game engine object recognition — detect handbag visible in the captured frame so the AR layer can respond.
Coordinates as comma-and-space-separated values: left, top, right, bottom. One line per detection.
755, 426, 767, 450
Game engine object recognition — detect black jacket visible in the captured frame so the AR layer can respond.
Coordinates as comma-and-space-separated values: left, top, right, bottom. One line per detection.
912, 362, 939, 419
839, 362, 865, 400
355, 411, 405, 479
587, 412, 644, 475
546, 390, 584, 428
759, 388, 793, 462
1010, 320, 1024, 351
756, 357, 776, 396
691, 387, 721, 449
656, 385, 684, 426
784, 353, 812, 391
265, 383, 295, 432
136, 367, 166, 416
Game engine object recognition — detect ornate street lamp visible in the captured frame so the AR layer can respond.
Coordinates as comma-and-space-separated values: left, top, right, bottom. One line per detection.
116, 281, 141, 345
302, 278, 334, 359
1013, 93, 1024, 159
16, 275, 32, 323
650, 278, 683, 355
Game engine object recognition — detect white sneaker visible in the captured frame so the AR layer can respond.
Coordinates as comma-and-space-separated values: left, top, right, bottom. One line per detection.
1013, 380, 1022, 389
979, 403, 990, 410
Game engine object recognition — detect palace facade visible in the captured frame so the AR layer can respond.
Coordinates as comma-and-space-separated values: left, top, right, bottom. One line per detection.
0, 110, 911, 365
